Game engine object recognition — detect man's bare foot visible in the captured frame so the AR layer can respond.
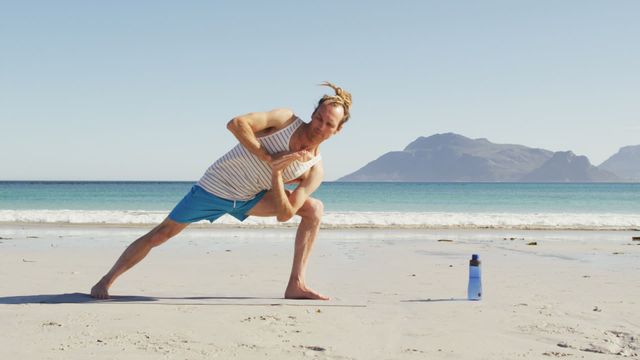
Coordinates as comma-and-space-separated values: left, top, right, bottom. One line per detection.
90, 279, 111, 300
285, 282, 330, 300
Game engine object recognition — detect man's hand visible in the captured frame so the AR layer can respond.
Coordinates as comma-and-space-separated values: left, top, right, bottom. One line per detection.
270, 150, 311, 173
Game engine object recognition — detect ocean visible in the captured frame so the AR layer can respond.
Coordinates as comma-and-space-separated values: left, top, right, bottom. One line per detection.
1, 181, 639, 229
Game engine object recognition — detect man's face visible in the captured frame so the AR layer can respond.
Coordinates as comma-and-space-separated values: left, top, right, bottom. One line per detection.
309, 103, 344, 142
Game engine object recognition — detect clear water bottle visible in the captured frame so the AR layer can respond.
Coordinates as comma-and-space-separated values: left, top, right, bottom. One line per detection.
467, 254, 482, 301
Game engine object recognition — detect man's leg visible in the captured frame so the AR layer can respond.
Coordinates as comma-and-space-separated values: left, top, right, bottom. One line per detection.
90, 217, 189, 299
248, 193, 328, 300
284, 198, 328, 300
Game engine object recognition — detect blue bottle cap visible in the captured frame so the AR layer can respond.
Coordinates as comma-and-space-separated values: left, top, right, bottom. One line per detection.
472, 254, 479, 260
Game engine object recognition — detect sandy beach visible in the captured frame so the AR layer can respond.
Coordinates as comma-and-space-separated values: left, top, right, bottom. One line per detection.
1, 224, 639, 359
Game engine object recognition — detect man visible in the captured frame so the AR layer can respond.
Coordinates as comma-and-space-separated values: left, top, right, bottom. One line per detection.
90, 82, 352, 300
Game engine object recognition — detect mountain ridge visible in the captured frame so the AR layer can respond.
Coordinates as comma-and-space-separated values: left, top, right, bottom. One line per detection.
338, 133, 631, 182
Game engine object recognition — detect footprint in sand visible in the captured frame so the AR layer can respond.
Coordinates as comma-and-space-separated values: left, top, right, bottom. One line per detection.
580, 330, 639, 357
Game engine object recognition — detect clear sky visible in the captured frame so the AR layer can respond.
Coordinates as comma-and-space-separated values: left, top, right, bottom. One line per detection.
1, 0, 639, 181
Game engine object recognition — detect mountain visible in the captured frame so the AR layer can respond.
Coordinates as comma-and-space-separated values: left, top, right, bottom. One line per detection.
338, 133, 622, 182
339, 133, 553, 182
598, 145, 640, 181
521, 151, 620, 182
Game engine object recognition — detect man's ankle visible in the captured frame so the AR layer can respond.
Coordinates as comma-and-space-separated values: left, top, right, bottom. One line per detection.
288, 277, 304, 286
99, 275, 113, 286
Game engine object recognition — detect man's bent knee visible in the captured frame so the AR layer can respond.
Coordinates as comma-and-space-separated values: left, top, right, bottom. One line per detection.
148, 219, 187, 247
299, 198, 324, 223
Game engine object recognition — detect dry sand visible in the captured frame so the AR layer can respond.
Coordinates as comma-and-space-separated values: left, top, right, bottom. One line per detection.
1, 224, 639, 359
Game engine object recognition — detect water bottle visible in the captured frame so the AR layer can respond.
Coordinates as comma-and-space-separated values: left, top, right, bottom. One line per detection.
467, 254, 482, 301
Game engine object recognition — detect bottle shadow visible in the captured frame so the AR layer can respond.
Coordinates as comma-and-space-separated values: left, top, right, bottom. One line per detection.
401, 297, 472, 303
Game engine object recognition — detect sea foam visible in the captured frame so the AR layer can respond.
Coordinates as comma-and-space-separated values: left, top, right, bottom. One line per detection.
0, 210, 638, 230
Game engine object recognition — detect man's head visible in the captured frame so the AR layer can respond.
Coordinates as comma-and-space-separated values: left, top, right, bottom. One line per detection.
309, 81, 352, 141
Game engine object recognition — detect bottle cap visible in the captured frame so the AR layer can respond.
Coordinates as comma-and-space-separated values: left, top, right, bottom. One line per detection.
472, 254, 479, 260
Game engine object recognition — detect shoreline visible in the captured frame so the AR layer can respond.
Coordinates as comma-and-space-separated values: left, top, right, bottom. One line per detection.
2, 223, 640, 245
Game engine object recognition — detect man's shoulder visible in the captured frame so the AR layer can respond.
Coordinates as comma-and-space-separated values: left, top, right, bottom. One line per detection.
269, 108, 297, 128
256, 109, 299, 137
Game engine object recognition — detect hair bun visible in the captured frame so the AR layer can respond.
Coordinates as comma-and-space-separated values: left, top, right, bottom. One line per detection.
319, 81, 352, 110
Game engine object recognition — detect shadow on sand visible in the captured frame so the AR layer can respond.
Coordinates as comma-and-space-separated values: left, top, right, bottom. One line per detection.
1, 293, 470, 306
0, 293, 365, 307
0, 293, 282, 305
401, 298, 471, 303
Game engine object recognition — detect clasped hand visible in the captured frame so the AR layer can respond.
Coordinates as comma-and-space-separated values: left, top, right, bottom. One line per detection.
269, 150, 313, 173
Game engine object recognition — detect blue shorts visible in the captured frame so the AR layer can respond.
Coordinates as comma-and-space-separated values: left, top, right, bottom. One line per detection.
168, 185, 267, 224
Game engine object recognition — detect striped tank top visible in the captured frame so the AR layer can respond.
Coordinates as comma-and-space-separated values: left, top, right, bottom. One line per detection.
197, 117, 322, 201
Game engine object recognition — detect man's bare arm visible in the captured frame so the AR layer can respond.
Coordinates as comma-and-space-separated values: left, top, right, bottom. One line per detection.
226, 108, 294, 162
271, 160, 324, 222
